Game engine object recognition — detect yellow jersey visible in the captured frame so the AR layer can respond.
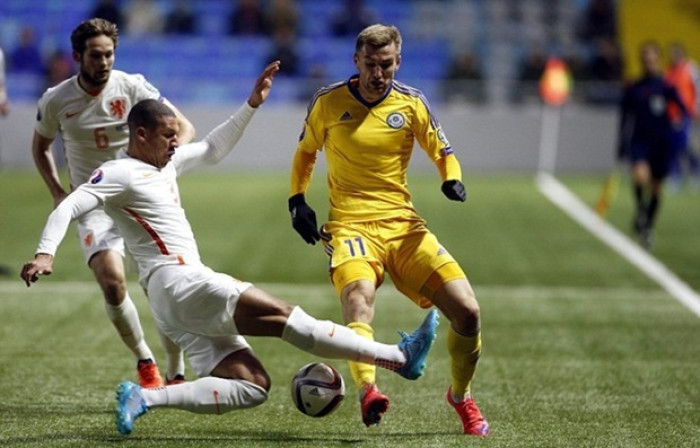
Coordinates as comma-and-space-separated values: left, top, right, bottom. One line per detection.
292, 75, 462, 222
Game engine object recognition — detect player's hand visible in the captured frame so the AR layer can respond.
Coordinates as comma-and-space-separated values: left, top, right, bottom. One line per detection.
288, 194, 321, 245
441, 180, 466, 202
20, 254, 54, 287
248, 60, 281, 108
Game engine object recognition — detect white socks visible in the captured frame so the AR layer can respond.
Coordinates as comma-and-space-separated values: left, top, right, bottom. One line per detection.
281, 306, 406, 369
104, 293, 153, 361
141, 377, 268, 414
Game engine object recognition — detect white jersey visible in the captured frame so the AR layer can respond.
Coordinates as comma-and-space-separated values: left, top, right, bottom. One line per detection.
35, 102, 257, 287
35, 70, 162, 188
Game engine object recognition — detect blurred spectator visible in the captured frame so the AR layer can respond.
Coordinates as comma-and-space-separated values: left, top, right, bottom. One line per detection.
124, 0, 163, 36
588, 38, 622, 81
266, 0, 299, 36
90, 0, 124, 30
0, 47, 9, 116
228, 0, 267, 36
165, 0, 197, 35
265, 26, 300, 76
512, 46, 547, 103
442, 50, 486, 104
43, 49, 74, 90
579, 0, 616, 42
584, 38, 622, 104
665, 43, 700, 190
330, 0, 376, 37
9, 26, 44, 74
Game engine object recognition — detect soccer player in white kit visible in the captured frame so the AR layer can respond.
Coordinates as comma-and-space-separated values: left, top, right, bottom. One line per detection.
31, 18, 195, 387
21, 61, 439, 436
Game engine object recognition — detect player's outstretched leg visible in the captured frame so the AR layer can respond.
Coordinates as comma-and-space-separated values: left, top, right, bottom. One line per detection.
395, 309, 439, 380
115, 381, 149, 435
281, 307, 438, 378
446, 387, 490, 436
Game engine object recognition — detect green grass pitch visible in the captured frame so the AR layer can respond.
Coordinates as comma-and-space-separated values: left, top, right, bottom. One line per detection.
0, 171, 698, 447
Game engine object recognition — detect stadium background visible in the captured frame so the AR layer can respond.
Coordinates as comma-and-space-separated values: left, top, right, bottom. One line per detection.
1, 2, 699, 446
0, 0, 698, 173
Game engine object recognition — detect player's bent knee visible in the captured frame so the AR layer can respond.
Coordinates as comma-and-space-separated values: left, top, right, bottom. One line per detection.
212, 349, 272, 392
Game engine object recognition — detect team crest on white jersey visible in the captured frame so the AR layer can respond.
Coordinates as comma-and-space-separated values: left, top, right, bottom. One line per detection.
110, 98, 127, 119
386, 112, 405, 129
89, 169, 104, 184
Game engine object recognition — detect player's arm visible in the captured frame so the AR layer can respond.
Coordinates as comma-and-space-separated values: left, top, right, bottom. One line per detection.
666, 84, 690, 119
20, 188, 100, 287
288, 86, 327, 245
617, 86, 633, 161
32, 130, 68, 207
162, 98, 196, 144
289, 149, 320, 244
415, 98, 466, 202
173, 61, 279, 174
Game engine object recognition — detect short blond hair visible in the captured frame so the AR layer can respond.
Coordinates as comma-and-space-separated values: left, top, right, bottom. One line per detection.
355, 24, 402, 54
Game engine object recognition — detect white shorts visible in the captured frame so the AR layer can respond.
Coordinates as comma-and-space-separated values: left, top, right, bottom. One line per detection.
146, 264, 253, 377
76, 208, 125, 264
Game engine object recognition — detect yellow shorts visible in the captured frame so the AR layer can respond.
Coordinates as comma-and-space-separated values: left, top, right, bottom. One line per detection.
320, 219, 467, 308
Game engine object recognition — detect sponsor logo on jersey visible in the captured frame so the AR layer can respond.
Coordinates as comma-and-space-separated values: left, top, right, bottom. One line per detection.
89, 169, 104, 184
340, 111, 353, 121
110, 98, 127, 119
83, 233, 94, 247
386, 112, 405, 129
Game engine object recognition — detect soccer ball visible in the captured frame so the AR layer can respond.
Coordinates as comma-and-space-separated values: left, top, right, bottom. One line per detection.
291, 362, 345, 417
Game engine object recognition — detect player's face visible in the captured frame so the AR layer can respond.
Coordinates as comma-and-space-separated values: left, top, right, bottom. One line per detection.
75, 35, 115, 89
354, 43, 401, 102
641, 46, 661, 75
142, 116, 180, 169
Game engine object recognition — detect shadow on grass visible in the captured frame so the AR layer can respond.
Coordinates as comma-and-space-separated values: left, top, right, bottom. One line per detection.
1, 429, 459, 446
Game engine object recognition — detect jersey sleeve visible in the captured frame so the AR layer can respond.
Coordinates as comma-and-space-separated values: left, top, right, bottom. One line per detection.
76, 162, 130, 205
34, 91, 59, 139
296, 93, 327, 154
128, 73, 162, 102
413, 95, 462, 181
172, 101, 257, 175
35, 188, 101, 256
290, 95, 325, 194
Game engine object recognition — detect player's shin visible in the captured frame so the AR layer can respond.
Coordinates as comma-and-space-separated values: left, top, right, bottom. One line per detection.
140, 377, 267, 414
104, 293, 154, 361
282, 307, 406, 369
347, 322, 377, 388
447, 327, 481, 401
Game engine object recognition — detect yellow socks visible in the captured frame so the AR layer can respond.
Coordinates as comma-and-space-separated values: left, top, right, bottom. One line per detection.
447, 326, 481, 400
347, 322, 376, 389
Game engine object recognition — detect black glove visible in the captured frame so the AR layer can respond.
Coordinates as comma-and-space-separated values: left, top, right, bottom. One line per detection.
441, 180, 466, 202
288, 194, 321, 245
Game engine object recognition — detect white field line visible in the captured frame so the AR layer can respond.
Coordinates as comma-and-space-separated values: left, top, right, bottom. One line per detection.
536, 172, 700, 317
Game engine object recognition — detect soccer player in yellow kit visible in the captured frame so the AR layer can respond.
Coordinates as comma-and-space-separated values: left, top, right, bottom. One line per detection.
288, 24, 489, 436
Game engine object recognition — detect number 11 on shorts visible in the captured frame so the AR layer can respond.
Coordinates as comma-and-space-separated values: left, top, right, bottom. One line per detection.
344, 237, 366, 257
